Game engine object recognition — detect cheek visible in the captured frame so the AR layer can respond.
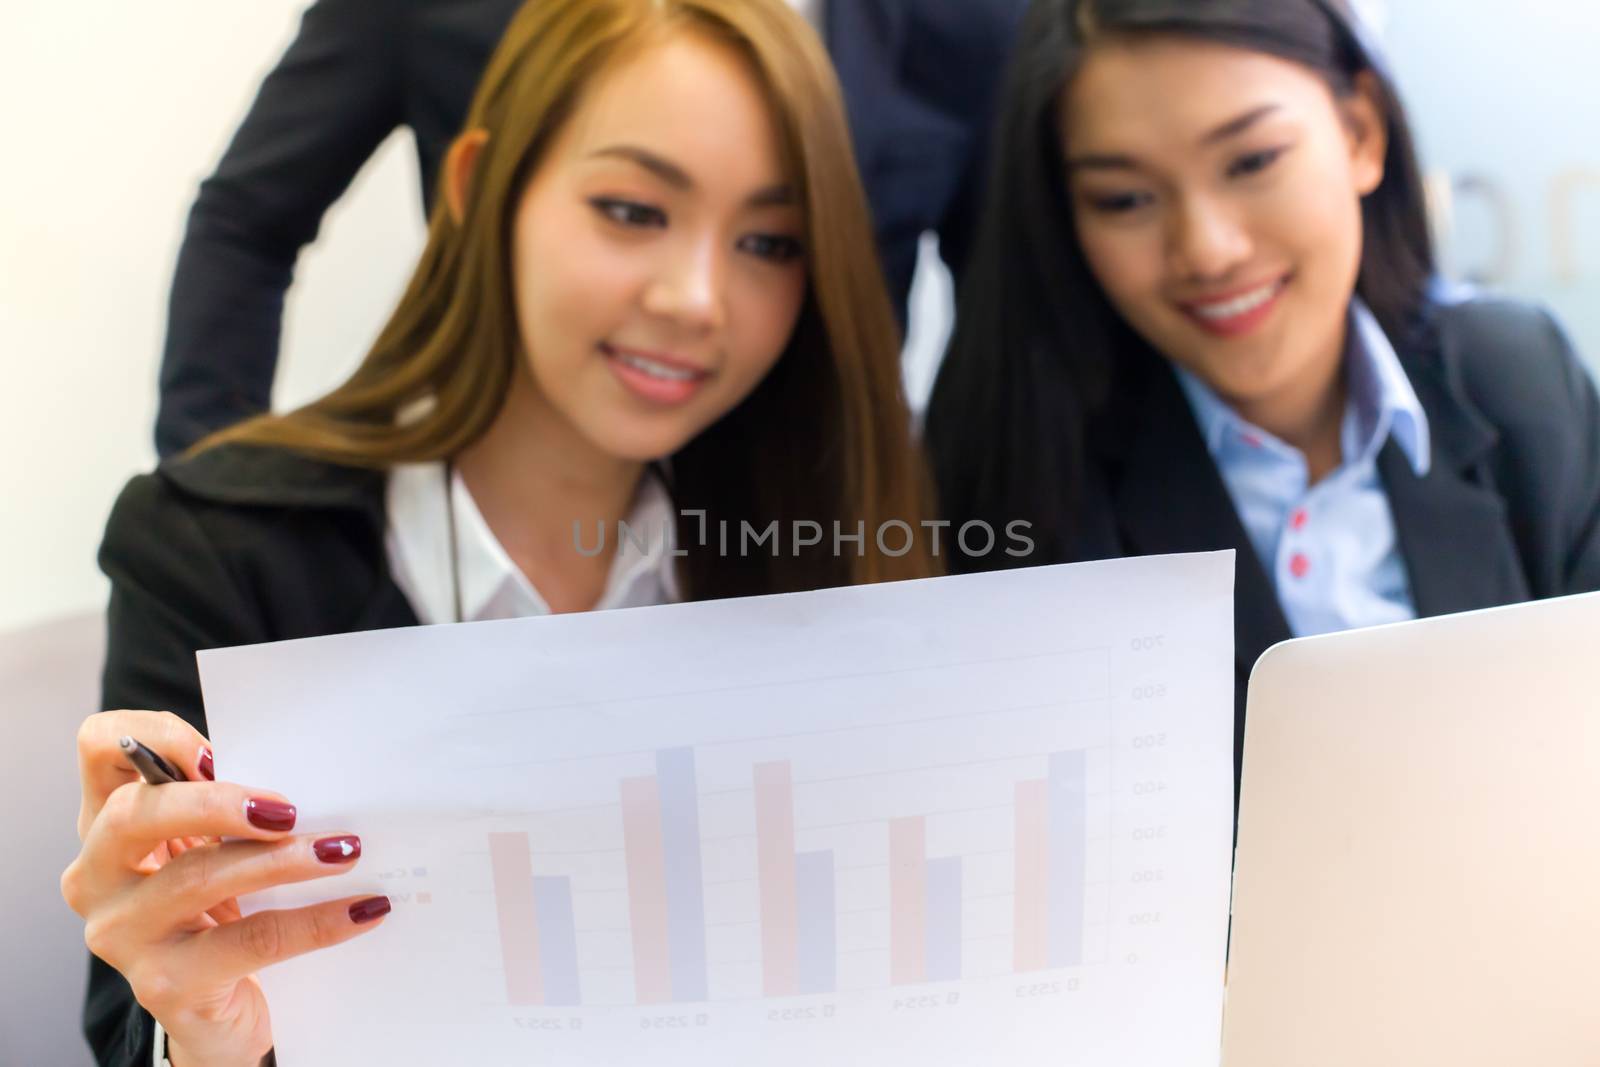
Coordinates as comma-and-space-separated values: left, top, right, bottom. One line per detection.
1075, 217, 1165, 316
512, 207, 644, 367
1266, 155, 1366, 275
725, 268, 807, 380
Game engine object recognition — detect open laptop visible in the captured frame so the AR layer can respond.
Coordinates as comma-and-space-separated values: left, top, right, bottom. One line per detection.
1221, 591, 1600, 1066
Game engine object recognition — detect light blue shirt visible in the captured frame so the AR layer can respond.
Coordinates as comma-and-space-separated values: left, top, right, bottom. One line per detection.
1175, 299, 1432, 638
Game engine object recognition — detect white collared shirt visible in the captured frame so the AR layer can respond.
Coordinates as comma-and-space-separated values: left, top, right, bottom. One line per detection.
385, 461, 683, 624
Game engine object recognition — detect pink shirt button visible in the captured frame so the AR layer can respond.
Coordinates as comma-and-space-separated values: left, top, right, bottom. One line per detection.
1290, 509, 1309, 532
1289, 553, 1311, 579
1241, 433, 1264, 449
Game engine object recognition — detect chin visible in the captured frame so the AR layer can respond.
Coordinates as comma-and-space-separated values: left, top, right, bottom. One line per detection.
588, 423, 700, 465
1185, 334, 1285, 388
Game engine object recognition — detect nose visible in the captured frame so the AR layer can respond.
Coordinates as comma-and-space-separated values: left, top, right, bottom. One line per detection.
642, 231, 727, 334
1166, 193, 1253, 283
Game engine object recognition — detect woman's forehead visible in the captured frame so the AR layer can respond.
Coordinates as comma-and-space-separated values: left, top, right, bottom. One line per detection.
549, 33, 794, 189
1063, 37, 1324, 148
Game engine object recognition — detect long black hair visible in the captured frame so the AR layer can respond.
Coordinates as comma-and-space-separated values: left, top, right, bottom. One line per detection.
926, 0, 1436, 565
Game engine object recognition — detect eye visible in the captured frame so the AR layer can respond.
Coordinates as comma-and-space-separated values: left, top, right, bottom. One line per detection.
738, 233, 806, 263
590, 197, 667, 228
1227, 146, 1287, 179
1084, 190, 1155, 216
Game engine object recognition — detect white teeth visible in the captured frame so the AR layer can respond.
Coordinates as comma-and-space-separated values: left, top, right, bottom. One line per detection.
1191, 281, 1283, 321
614, 351, 698, 382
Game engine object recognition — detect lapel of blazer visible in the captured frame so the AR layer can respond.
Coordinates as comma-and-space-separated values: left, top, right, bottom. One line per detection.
1382, 317, 1529, 615
824, 0, 904, 175
352, 570, 423, 632
1101, 362, 1293, 690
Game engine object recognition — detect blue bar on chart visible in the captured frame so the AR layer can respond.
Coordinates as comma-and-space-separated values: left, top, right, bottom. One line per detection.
925, 857, 964, 982
531, 877, 582, 1006
1047, 750, 1088, 968
796, 850, 837, 995
655, 748, 709, 1002
487, 834, 583, 1006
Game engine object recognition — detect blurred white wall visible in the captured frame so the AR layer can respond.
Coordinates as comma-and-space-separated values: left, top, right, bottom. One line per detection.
1382, 2, 1600, 360
2, 1, 1597, 635
0, 1, 423, 632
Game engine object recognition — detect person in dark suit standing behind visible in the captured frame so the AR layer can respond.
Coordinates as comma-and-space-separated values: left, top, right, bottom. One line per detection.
155, 0, 1025, 457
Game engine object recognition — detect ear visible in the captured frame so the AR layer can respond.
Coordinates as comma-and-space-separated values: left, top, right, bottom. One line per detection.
443, 129, 491, 225
1340, 71, 1389, 198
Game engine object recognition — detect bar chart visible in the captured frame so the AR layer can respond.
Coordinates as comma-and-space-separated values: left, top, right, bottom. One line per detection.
476, 688, 1116, 1010
206, 553, 1235, 1065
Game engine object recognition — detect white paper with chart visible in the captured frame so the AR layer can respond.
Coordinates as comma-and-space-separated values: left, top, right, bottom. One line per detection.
199, 552, 1236, 1066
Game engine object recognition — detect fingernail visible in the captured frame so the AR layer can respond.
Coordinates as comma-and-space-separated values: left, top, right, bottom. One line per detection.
245, 798, 297, 832
314, 835, 361, 864
349, 896, 391, 924
198, 747, 215, 781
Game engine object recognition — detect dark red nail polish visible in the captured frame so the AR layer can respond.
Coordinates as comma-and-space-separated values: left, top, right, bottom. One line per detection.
314, 835, 361, 864
349, 896, 391, 924
198, 747, 215, 781
245, 798, 297, 832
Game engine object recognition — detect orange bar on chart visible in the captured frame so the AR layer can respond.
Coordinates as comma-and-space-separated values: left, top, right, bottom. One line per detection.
754, 761, 801, 996
620, 776, 674, 1004
889, 815, 927, 985
1013, 779, 1049, 971
488, 832, 544, 1005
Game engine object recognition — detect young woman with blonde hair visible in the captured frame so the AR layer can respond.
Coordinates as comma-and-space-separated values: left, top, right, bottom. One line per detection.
65, 2, 933, 1063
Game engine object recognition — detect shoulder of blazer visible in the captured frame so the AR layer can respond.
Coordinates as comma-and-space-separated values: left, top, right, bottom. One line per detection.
1397, 294, 1600, 600
156, 443, 387, 518
144, 444, 390, 596
125, 445, 410, 636
1425, 295, 1591, 442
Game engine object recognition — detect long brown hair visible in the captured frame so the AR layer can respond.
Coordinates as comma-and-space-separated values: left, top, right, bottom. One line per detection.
207, 0, 934, 596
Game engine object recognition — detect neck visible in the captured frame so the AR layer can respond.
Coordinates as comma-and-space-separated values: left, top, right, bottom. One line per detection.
454, 368, 644, 611
1227, 328, 1350, 486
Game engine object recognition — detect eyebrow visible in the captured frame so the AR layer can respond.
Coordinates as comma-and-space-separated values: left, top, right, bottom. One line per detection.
1200, 103, 1282, 146
589, 144, 796, 207
1066, 103, 1284, 172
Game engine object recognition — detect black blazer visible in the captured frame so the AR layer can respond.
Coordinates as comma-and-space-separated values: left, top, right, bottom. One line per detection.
88, 447, 426, 1067
1052, 297, 1600, 800
155, 0, 1026, 456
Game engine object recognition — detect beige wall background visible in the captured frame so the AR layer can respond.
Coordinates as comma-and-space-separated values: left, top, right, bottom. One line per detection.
1, 1, 425, 633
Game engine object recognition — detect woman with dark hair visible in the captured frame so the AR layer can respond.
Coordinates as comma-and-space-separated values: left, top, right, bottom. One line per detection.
63, 1, 934, 1064
928, 0, 1600, 790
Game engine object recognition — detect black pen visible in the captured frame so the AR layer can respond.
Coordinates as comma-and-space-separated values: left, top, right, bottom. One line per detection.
119, 735, 188, 785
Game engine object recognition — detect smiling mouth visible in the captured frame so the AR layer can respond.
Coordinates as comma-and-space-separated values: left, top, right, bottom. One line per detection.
1178, 274, 1292, 337
600, 342, 712, 406
615, 351, 697, 382
600, 343, 708, 381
